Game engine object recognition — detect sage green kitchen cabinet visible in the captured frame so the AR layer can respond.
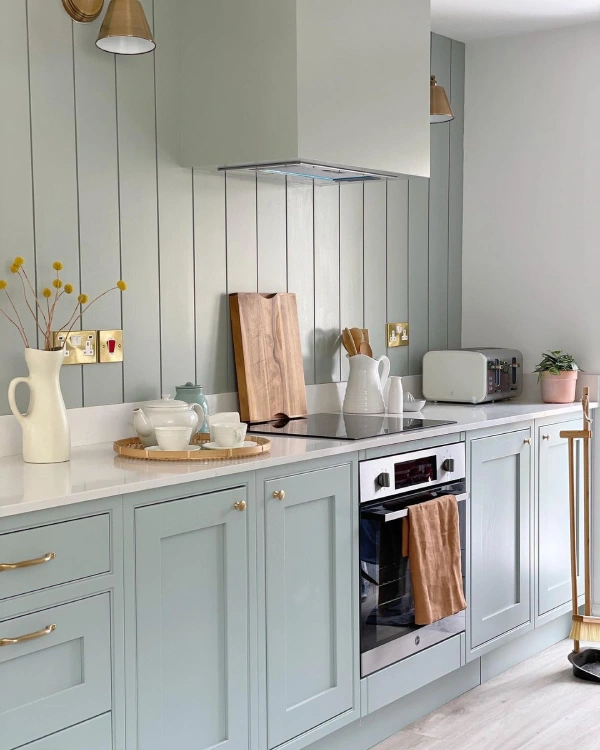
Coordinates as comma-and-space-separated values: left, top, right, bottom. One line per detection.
133, 487, 250, 750
264, 465, 354, 749
537, 419, 585, 618
469, 428, 533, 653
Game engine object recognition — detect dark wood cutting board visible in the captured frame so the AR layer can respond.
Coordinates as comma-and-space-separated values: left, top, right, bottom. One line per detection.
230, 293, 308, 423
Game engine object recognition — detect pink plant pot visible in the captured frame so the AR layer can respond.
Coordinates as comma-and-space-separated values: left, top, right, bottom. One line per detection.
540, 371, 578, 404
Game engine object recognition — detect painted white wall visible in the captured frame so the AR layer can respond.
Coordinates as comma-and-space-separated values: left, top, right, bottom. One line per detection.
462, 21, 600, 606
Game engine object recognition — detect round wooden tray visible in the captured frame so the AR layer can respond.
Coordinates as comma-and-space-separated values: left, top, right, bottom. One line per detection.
114, 434, 271, 461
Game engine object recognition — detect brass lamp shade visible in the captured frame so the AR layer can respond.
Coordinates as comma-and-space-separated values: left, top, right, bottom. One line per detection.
96, 0, 155, 55
430, 75, 454, 124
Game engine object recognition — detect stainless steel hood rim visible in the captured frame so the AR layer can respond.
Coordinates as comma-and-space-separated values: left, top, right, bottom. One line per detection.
219, 160, 405, 183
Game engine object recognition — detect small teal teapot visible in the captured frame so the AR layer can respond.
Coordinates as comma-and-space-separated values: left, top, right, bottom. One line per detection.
175, 382, 210, 433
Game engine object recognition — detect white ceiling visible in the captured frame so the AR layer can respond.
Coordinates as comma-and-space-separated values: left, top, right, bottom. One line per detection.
431, 0, 600, 41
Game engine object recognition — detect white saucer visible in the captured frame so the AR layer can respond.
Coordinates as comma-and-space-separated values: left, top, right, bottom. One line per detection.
202, 441, 255, 450
145, 445, 202, 452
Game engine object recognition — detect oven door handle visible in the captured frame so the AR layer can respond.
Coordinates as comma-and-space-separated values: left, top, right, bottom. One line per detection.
363, 492, 469, 523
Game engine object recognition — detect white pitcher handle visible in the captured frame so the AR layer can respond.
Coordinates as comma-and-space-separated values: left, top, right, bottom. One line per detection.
8, 377, 30, 427
191, 403, 205, 433
377, 356, 391, 390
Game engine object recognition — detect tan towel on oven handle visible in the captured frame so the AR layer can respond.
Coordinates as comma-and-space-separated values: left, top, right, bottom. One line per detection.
404, 494, 467, 626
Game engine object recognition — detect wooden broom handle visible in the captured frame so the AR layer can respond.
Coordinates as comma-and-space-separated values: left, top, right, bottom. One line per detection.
568, 438, 579, 618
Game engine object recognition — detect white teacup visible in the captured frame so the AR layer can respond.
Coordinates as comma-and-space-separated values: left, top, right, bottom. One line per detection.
155, 426, 193, 451
212, 422, 247, 448
208, 412, 240, 442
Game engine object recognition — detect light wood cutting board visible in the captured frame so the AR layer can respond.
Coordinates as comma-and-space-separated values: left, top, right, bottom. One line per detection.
230, 293, 308, 423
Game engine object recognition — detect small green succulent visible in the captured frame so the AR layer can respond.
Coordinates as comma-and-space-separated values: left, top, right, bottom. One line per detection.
534, 350, 581, 382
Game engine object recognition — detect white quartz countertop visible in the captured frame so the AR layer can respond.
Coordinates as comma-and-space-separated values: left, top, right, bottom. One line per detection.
0, 399, 591, 519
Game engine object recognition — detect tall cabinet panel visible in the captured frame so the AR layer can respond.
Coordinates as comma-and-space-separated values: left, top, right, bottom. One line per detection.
133, 488, 249, 750
264, 465, 354, 749
469, 429, 532, 651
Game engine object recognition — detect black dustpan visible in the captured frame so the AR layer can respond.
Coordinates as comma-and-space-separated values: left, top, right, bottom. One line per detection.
569, 649, 600, 683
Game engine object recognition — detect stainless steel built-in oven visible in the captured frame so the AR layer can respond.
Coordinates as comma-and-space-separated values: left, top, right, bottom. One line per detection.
359, 443, 467, 677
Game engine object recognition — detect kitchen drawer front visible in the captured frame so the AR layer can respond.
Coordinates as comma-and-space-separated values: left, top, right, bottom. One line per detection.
0, 515, 111, 601
362, 634, 462, 715
17, 713, 112, 750
0, 594, 112, 750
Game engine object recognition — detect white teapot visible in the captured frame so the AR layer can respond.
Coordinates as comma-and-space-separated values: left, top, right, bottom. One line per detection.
133, 395, 205, 447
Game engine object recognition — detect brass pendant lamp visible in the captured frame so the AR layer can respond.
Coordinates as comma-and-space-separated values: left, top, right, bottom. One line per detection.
430, 75, 454, 124
62, 0, 155, 56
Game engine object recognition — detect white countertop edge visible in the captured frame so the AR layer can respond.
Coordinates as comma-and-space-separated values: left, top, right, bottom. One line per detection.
0, 399, 594, 520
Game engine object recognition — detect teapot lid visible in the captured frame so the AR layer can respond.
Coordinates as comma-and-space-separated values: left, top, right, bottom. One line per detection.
176, 382, 203, 390
144, 394, 189, 409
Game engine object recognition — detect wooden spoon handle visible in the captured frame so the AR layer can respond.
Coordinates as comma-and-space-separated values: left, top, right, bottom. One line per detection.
342, 328, 357, 356
350, 327, 364, 354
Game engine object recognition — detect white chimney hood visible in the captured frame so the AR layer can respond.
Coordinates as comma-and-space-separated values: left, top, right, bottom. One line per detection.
179, 0, 431, 181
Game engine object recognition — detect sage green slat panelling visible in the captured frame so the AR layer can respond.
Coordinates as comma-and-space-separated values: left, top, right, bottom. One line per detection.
287, 180, 316, 385
339, 183, 364, 381
386, 180, 409, 377
0, 1, 36, 415
257, 173, 288, 293
428, 33, 452, 352
193, 171, 228, 394
408, 178, 430, 375
28, 1, 82, 408
314, 184, 341, 384
448, 39, 465, 350
226, 172, 258, 391
363, 181, 387, 360
74, 18, 123, 408
155, 0, 196, 393
116, 0, 160, 403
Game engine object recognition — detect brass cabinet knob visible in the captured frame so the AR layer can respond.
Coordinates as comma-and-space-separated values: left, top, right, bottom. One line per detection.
272, 490, 285, 501
523, 438, 532, 445
542, 434, 551, 441
234, 500, 247, 512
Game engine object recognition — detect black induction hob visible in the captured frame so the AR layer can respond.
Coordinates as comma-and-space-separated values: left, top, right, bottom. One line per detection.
246, 413, 457, 441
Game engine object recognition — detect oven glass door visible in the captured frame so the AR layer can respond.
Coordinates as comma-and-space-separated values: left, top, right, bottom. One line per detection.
360, 482, 466, 675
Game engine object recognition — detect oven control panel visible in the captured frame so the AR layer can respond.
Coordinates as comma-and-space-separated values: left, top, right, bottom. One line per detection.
359, 442, 466, 503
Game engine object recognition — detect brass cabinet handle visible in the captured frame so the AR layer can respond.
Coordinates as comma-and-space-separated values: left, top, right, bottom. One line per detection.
0, 552, 56, 572
0, 623, 56, 647
542, 434, 551, 441
234, 500, 247, 512
523, 438, 532, 445
272, 490, 285, 501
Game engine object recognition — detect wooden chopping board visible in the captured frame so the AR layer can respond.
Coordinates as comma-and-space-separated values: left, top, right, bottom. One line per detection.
230, 293, 308, 423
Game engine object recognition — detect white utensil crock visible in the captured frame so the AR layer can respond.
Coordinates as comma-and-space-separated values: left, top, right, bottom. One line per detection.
8, 348, 71, 463
343, 354, 390, 414
387, 376, 404, 414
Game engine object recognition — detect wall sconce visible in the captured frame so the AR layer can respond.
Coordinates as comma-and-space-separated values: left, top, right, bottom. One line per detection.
430, 75, 454, 124
62, 0, 155, 55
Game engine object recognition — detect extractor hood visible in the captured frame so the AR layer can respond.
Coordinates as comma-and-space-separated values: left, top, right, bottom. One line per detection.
179, 0, 430, 181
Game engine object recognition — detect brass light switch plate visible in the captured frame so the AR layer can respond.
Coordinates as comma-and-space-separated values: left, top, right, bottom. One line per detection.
386, 323, 409, 348
52, 331, 98, 365
99, 330, 124, 363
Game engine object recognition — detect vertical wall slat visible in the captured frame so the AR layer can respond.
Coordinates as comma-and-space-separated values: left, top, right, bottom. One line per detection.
363, 181, 387, 360
429, 33, 452, 352
448, 40, 465, 350
28, 0, 82, 408
194, 171, 228, 394
257, 174, 288, 293
314, 184, 341, 384
116, 0, 161, 402
287, 181, 316, 386
155, 0, 196, 393
74, 18, 123, 407
386, 180, 409, 377
339, 183, 364, 381
0, 1, 36, 414
408, 178, 430, 375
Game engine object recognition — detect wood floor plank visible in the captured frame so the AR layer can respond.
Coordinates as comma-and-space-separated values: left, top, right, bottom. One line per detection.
372, 730, 442, 749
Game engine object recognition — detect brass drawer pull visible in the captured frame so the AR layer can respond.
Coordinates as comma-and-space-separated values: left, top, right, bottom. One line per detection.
273, 490, 285, 501
0, 552, 56, 572
0, 623, 56, 647
234, 500, 247, 512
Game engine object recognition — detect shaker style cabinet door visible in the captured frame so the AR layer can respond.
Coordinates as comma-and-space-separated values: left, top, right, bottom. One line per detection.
469, 429, 532, 650
265, 465, 354, 749
537, 420, 585, 617
134, 488, 249, 750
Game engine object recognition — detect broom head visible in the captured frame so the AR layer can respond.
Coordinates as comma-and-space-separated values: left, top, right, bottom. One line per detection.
571, 614, 600, 643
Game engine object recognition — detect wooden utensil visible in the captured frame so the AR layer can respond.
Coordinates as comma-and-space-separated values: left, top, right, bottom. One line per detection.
361, 328, 373, 357
350, 327, 364, 354
230, 293, 308, 423
342, 328, 357, 357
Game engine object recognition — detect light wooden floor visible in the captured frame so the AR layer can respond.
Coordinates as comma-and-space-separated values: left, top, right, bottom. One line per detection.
373, 640, 600, 749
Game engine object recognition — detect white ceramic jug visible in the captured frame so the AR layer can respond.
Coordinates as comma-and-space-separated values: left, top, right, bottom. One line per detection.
343, 354, 391, 414
8, 348, 71, 463
387, 376, 404, 414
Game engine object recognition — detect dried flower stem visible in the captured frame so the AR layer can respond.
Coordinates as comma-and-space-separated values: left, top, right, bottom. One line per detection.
0, 307, 28, 347
21, 267, 48, 325
58, 288, 116, 336
16, 271, 46, 339
3, 290, 29, 347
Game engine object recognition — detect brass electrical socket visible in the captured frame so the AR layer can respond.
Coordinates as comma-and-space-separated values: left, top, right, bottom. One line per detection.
52, 331, 98, 365
99, 330, 123, 363
386, 323, 409, 348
